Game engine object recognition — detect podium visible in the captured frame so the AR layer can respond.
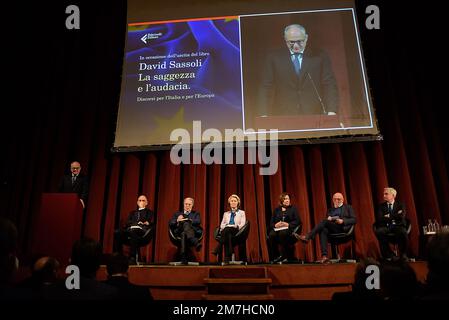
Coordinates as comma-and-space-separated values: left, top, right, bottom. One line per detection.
31, 193, 83, 265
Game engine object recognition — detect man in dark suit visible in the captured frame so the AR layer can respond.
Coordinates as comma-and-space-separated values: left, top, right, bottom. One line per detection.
104, 253, 153, 300
169, 197, 202, 265
258, 24, 339, 116
298, 192, 356, 263
114, 195, 154, 264
58, 160, 89, 208
374, 187, 408, 261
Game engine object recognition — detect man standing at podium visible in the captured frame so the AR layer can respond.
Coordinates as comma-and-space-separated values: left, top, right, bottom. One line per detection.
58, 161, 89, 209
258, 24, 339, 116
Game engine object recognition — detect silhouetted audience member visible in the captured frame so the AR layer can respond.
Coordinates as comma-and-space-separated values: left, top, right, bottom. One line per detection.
332, 258, 383, 301
420, 230, 449, 300
18, 256, 60, 296
0, 217, 33, 300
104, 253, 153, 300
44, 237, 118, 300
380, 259, 418, 300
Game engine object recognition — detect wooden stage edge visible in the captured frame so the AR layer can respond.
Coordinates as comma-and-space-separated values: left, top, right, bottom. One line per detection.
97, 261, 428, 300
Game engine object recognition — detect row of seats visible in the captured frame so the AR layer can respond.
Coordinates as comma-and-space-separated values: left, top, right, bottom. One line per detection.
126, 218, 411, 264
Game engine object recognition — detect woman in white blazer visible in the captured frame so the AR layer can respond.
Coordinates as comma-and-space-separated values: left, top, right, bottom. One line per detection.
212, 194, 246, 263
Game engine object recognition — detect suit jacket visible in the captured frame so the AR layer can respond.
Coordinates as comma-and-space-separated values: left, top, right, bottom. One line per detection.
270, 206, 301, 232
125, 208, 154, 232
258, 47, 339, 116
169, 210, 202, 236
220, 209, 246, 231
326, 204, 357, 232
375, 201, 406, 227
58, 173, 89, 202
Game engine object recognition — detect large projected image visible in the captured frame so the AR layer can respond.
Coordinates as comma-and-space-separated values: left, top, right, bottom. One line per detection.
115, 17, 243, 148
240, 9, 375, 138
114, 4, 379, 150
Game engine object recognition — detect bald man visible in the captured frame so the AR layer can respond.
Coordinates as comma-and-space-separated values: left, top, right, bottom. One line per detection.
58, 160, 89, 208
114, 195, 154, 264
297, 193, 356, 263
258, 24, 339, 116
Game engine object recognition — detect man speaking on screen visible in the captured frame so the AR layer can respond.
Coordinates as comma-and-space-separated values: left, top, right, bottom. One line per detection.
258, 24, 339, 116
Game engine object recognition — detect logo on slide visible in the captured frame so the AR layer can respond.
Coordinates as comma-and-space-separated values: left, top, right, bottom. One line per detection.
141, 33, 163, 43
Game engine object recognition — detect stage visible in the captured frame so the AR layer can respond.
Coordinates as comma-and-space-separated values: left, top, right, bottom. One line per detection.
96, 261, 428, 300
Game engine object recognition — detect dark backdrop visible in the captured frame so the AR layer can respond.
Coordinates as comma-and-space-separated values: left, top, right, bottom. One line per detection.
1, 0, 448, 263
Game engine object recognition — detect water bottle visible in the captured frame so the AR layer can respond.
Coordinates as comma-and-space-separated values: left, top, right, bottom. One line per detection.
434, 219, 440, 233
428, 219, 434, 233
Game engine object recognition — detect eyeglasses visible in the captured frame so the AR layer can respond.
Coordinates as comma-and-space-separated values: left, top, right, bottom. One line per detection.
286, 40, 306, 46
71, 167, 80, 170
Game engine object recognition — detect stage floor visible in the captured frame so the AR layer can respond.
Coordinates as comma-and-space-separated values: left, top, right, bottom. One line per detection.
96, 261, 428, 300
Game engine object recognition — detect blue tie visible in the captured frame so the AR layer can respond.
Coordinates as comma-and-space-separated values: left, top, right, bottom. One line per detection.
292, 53, 301, 76
388, 203, 393, 214
229, 211, 236, 225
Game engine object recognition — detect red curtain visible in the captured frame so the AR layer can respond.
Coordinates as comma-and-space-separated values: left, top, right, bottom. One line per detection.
2, 1, 448, 264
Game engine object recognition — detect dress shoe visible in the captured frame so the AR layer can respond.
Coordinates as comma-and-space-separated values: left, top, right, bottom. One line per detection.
278, 258, 288, 264
298, 235, 310, 243
272, 256, 284, 263
317, 256, 330, 264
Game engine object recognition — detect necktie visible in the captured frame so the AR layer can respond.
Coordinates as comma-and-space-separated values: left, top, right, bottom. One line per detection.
229, 211, 236, 225
71, 175, 77, 185
388, 203, 393, 214
292, 53, 302, 76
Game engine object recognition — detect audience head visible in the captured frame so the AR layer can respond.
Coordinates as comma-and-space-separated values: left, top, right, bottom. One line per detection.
352, 258, 382, 300
0, 217, 19, 284
106, 253, 129, 278
32, 256, 60, 285
380, 260, 418, 300
426, 229, 449, 286
71, 237, 103, 278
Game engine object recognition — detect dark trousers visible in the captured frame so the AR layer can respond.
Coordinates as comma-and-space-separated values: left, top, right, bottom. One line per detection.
308, 220, 344, 256
375, 225, 408, 258
175, 221, 198, 261
114, 228, 146, 259
215, 227, 239, 261
268, 229, 294, 259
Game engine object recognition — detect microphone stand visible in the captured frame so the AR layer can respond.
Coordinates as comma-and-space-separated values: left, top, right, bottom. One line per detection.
306, 71, 327, 114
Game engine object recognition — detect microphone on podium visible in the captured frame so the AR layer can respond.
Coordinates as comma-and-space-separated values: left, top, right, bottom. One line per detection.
306, 71, 327, 115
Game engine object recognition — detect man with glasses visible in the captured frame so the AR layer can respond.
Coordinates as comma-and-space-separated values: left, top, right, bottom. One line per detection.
297, 193, 356, 263
258, 24, 339, 116
58, 161, 89, 208
169, 197, 203, 265
114, 195, 154, 265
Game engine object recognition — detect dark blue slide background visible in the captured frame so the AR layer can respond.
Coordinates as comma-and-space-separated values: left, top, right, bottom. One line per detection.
116, 18, 243, 147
